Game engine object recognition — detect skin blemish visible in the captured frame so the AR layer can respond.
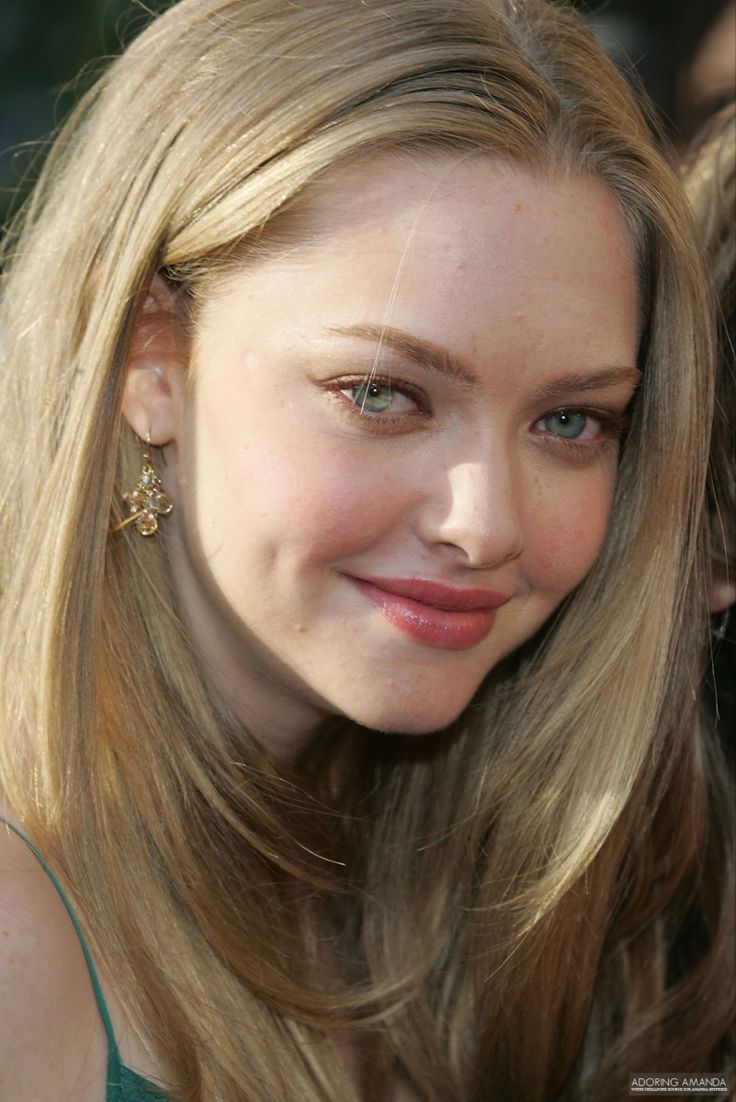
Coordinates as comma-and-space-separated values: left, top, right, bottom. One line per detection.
513, 201, 524, 212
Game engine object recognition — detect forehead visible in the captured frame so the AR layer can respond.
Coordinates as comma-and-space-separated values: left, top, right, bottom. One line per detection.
232, 153, 640, 364
262, 151, 638, 294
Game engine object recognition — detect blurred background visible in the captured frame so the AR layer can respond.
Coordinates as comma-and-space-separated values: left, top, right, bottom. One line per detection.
0, 0, 734, 224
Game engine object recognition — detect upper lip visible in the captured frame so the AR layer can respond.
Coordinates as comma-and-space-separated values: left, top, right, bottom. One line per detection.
347, 574, 509, 612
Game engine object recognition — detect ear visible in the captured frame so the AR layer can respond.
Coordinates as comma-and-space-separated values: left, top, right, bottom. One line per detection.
122, 274, 187, 445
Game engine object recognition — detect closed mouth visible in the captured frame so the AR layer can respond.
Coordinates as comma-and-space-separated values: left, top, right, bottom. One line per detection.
345, 574, 508, 651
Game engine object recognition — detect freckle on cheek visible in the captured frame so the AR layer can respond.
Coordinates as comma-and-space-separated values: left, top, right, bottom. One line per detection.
533, 528, 565, 575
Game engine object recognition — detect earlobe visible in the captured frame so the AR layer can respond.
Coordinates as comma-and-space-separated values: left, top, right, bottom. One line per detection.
122, 359, 180, 445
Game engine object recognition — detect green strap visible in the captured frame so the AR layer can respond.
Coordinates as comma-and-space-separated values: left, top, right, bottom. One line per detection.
0, 818, 121, 1064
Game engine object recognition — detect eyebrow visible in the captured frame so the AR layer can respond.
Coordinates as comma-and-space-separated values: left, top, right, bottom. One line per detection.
326, 323, 477, 386
326, 323, 641, 396
527, 365, 642, 403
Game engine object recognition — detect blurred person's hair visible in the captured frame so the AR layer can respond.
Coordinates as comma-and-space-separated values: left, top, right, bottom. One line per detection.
683, 103, 736, 604
682, 102, 736, 753
675, 1, 736, 140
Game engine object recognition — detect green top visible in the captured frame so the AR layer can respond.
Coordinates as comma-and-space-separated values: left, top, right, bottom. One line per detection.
1, 820, 170, 1101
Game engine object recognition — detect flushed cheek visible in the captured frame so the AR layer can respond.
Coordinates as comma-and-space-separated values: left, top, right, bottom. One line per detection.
210, 439, 412, 567
522, 479, 613, 596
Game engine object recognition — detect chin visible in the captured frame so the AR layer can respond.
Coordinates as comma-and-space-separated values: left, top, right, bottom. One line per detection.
346, 696, 470, 736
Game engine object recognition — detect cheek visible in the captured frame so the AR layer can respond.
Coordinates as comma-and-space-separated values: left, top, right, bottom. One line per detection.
273, 452, 403, 560
522, 468, 615, 594
197, 422, 410, 566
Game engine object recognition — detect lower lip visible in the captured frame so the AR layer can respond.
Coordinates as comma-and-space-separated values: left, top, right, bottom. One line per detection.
349, 578, 497, 650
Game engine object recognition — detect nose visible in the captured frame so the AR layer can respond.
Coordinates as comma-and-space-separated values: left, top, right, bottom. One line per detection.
416, 456, 524, 569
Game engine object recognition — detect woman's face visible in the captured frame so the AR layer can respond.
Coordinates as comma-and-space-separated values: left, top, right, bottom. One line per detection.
139, 156, 640, 754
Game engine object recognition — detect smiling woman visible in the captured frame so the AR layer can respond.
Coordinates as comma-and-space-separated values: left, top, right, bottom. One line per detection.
0, 2, 732, 1101
137, 159, 640, 747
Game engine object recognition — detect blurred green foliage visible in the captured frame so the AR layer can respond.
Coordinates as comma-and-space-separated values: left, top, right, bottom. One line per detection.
0, 0, 174, 225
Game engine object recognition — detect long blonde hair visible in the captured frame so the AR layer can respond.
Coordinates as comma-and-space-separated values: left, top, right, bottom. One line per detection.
0, 2, 732, 1099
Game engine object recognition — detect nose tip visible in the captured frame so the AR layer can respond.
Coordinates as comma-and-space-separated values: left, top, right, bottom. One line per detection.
418, 459, 524, 569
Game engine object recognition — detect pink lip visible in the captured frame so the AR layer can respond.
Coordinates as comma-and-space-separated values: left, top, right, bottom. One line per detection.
346, 575, 508, 650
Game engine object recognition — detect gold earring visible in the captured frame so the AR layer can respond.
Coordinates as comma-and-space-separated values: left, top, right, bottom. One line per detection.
111, 434, 174, 536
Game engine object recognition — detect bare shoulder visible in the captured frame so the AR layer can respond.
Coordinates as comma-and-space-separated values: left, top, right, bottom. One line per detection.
0, 817, 107, 1102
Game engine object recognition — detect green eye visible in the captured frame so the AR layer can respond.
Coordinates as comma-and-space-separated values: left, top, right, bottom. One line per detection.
351, 381, 394, 413
542, 410, 588, 438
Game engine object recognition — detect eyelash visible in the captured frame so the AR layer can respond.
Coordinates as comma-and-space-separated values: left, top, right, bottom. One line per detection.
328, 373, 629, 454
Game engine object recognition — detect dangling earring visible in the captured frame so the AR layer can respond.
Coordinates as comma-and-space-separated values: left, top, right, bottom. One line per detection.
111, 434, 174, 536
